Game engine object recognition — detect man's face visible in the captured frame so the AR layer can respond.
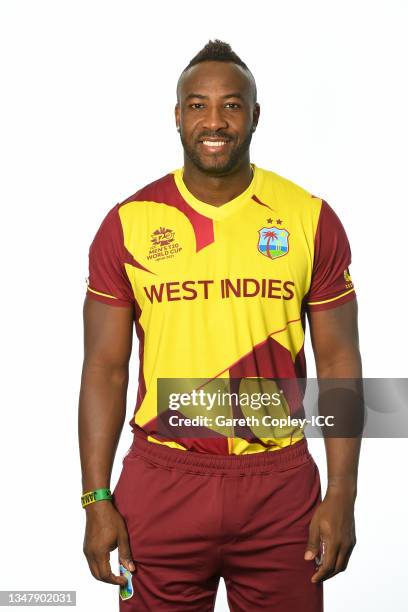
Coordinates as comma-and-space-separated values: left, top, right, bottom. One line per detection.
175, 61, 259, 175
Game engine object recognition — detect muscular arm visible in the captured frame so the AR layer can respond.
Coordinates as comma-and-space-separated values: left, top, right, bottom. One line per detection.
79, 297, 134, 491
78, 296, 135, 584
309, 298, 362, 494
305, 298, 363, 582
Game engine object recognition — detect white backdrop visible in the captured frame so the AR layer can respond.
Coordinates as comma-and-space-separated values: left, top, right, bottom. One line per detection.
1, 1, 407, 610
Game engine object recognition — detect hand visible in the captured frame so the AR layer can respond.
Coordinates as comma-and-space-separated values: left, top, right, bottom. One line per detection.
83, 500, 135, 586
304, 489, 356, 583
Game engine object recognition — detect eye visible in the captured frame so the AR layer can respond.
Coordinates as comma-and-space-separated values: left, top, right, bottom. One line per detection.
225, 103, 241, 109
190, 103, 205, 109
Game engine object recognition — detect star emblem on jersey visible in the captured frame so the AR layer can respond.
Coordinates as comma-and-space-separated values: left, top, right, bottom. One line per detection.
257, 226, 290, 260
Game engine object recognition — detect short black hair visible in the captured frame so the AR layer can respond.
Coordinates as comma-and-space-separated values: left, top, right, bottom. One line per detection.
176, 39, 257, 104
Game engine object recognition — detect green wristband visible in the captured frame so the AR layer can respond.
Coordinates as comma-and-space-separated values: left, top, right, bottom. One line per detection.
81, 487, 112, 508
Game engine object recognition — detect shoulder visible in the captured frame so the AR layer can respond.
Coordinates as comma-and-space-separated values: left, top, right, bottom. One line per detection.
118, 169, 177, 209
93, 169, 177, 234
256, 165, 323, 214
257, 166, 314, 200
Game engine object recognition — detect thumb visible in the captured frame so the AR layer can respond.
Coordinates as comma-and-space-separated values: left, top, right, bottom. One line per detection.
304, 521, 320, 560
118, 531, 135, 572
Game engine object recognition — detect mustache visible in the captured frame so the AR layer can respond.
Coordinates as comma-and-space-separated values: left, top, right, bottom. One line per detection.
197, 134, 233, 142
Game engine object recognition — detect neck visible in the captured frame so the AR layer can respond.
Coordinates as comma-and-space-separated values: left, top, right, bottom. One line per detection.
181, 157, 253, 206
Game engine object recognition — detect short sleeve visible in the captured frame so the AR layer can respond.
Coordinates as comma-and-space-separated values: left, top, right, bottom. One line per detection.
85, 203, 135, 307
306, 200, 356, 312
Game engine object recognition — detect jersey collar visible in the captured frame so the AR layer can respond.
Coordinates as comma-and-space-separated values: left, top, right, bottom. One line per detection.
173, 163, 259, 221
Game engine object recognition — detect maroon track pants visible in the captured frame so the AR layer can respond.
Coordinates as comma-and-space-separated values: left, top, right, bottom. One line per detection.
113, 432, 323, 611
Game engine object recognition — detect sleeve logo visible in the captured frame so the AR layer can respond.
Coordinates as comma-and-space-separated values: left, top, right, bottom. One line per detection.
344, 267, 354, 289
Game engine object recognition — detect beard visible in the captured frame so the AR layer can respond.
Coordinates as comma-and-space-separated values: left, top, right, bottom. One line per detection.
180, 130, 253, 176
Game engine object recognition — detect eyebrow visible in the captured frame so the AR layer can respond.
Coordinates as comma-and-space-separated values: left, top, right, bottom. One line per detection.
185, 92, 245, 101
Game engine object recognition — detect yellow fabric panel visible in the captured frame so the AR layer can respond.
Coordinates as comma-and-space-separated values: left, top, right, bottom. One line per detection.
117, 165, 323, 454
147, 435, 188, 451
87, 286, 118, 300
230, 432, 305, 455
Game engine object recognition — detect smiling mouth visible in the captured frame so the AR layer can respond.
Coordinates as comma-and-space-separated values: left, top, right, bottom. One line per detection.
198, 139, 231, 152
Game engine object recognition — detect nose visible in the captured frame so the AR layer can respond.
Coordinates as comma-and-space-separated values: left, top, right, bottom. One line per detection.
201, 103, 229, 133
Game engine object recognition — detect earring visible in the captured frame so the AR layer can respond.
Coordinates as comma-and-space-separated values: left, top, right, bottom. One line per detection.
177, 126, 180, 132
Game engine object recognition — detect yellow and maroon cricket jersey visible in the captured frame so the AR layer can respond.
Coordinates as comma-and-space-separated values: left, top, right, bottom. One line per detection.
86, 163, 356, 455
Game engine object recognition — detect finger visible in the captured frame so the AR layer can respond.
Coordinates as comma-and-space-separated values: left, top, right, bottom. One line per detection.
334, 543, 355, 574
94, 551, 128, 586
311, 540, 339, 583
304, 522, 321, 560
118, 531, 135, 572
86, 556, 102, 581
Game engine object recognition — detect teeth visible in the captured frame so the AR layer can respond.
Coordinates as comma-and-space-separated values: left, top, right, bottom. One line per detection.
202, 140, 227, 147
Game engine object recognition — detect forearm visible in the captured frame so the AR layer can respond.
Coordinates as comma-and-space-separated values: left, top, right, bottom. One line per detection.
317, 350, 363, 500
78, 362, 129, 492
323, 437, 361, 501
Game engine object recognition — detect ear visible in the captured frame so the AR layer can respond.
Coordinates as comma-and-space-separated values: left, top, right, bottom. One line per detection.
253, 102, 260, 128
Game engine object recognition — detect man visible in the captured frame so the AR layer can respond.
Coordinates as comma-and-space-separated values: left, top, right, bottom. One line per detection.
79, 39, 361, 611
